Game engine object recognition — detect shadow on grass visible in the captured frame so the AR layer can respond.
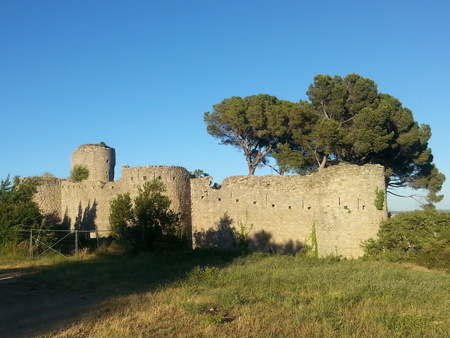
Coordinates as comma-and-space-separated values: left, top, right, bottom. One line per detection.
0, 249, 241, 338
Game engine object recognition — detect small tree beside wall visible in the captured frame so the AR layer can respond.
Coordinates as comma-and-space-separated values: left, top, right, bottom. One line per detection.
109, 177, 183, 251
0, 175, 45, 254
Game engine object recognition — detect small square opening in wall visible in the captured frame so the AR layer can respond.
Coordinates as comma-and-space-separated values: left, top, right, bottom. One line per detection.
288, 206, 292, 209
218, 198, 221, 201
272, 204, 275, 207
253, 201, 257, 204
143, 176, 147, 181
236, 199, 239, 202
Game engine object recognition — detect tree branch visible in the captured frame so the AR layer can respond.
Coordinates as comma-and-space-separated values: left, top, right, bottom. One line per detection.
263, 162, 283, 175
387, 189, 425, 205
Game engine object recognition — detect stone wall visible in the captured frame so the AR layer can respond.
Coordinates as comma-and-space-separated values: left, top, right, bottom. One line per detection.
191, 164, 387, 257
32, 144, 387, 258
58, 165, 191, 236
118, 165, 192, 240
33, 176, 62, 221
60, 180, 114, 231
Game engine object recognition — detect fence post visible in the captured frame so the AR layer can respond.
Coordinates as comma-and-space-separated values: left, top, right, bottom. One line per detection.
75, 230, 78, 256
29, 229, 33, 258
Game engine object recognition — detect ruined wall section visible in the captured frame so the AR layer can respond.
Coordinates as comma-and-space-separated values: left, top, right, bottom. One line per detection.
118, 166, 192, 238
33, 176, 62, 221
60, 165, 191, 236
60, 180, 116, 231
71, 144, 116, 182
32, 140, 386, 257
311, 164, 387, 257
119, 166, 191, 216
191, 164, 387, 257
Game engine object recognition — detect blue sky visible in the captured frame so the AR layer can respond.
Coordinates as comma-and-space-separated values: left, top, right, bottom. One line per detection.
1, 0, 449, 211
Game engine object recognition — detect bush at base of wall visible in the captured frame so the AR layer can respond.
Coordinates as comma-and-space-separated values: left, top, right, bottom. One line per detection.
363, 210, 450, 271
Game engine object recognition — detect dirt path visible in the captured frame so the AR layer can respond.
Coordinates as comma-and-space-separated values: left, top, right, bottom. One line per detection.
0, 268, 97, 338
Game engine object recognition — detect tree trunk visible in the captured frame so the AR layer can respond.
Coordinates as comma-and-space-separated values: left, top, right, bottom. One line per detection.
246, 150, 257, 175
319, 155, 327, 171
248, 165, 256, 175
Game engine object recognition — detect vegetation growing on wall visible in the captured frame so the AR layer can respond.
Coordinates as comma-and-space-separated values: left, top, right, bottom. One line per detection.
232, 211, 253, 254
310, 223, 319, 258
190, 169, 209, 178
190, 169, 222, 189
70, 165, 89, 182
109, 177, 183, 251
374, 187, 385, 210
363, 210, 450, 271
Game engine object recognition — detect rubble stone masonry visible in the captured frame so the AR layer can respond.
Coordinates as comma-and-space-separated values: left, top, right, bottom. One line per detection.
191, 164, 387, 257
32, 144, 387, 257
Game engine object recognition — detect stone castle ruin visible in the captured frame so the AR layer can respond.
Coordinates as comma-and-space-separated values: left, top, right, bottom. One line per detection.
33, 143, 387, 257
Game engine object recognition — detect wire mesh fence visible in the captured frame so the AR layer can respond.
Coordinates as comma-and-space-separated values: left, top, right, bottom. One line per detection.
24, 229, 111, 258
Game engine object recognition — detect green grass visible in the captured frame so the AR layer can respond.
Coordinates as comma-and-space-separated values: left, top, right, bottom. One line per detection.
2, 251, 450, 337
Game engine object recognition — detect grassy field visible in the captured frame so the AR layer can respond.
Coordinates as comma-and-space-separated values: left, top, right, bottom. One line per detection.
1, 251, 449, 337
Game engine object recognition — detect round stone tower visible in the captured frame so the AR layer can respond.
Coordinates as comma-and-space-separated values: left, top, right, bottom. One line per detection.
71, 143, 116, 182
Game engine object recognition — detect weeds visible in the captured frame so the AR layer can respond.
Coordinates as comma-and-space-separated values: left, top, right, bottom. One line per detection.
232, 211, 253, 254
188, 266, 220, 285
202, 314, 225, 326
374, 187, 385, 210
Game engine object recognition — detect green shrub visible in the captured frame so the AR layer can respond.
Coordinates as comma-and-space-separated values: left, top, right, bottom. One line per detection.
70, 165, 89, 182
374, 187, 385, 210
363, 210, 450, 270
232, 215, 252, 255
108, 177, 184, 251
0, 176, 45, 250
109, 193, 133, 242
